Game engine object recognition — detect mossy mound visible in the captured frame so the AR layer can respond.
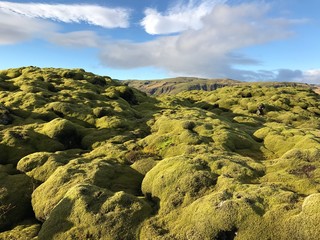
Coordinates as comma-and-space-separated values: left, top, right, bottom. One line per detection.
17, 149, 84, 182
39, 118, 82, 149
254, 126, 319, 158
0, 219, 40, 240
38, 184, 151, 240
286, 193, 320, 240
0, 170, 34, 231
0, 104, 13, 125
261, 148, 320, 195
0, 125, 65, 165
131, 158, 158, 175
142, 155, 218, 213
32, 158, 144, 221
0, 67, 319, 239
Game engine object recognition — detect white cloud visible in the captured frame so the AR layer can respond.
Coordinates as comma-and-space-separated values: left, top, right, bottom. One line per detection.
0, 1, 130, 28
0, 12, 55, 45
0, 1, 129, 46
101, 3, 298, 80
302, 69, 320, 84
141, 0, 227, 35
0, 10, 100, 47
47, 31, 101, 48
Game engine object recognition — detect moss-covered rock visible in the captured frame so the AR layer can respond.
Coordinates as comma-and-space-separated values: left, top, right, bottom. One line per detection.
282, 193, 320, 240
32, 158, 144, 221
17, 149, 84, 182
0, 171, 34, 231
0, 219, 40, 240
39, 118, 82, 149
38, 184, 151, 240
0, 104, 13, 125
105, 86, 138, 105
0, 126, 65, 165
142, 155, 218, 213
261, 148, 320, 195
254, 126, 320, 158
131, 158, 158, 175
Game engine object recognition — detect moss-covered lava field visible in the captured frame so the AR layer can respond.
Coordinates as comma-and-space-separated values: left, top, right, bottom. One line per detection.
0, 67, 319, 239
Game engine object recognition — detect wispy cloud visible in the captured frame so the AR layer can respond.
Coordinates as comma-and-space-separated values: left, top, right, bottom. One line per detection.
141, 0, 227, 35
101, 3, 299, 80
0, 12, 55, 45
0, 1, 129, 46
47, 31, 101, 48
0, 1, 130, 28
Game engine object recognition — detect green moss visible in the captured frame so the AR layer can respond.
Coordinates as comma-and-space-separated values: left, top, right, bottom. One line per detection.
284, 194, 320, 240
92, 106, 114, 118
39, 118, 82, 149
62, 70, 84, 80
0, 126, 65, 165
17, 149, 84, 182
142, 156, 217, 213
261, 148, 320, 194
85, 142, 127, 161
0, 67, 319, 239
4, 69, 22, 79
32, 158, 144, 221
0, 172, 34, 231
247, 102, 259, 113
0, 104, 13, 125
104, 86, 138, 105
255, 126, 320, 158
210, 153, 265, 184
169, 193, 259, 239
0, 219, 40, 240
38, 184, 151, 240
131, 158, 158, 175
46, 102, 95, 127
95, 116, 129, 129
80, 129, 117, 149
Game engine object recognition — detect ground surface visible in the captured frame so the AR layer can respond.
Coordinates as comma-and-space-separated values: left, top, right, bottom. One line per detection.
0, 67, 319, 240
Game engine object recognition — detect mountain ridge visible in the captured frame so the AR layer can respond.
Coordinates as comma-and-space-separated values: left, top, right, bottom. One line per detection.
123, 76, 314, 96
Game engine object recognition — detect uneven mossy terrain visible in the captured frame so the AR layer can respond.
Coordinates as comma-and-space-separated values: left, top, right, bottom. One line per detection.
0, 67, 319, 240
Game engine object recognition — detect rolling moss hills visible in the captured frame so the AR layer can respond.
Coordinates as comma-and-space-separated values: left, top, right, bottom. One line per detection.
0, 66, 319, 240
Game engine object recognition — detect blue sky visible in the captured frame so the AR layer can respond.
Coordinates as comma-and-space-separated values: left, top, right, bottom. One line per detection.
0, 0, 319, 83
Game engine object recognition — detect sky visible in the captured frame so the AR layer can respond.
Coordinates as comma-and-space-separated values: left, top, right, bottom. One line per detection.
0, 0, 319, 83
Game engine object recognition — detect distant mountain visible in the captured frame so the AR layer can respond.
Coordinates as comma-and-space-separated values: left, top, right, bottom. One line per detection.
123, 77, 313, 96
123, 77, 240, 95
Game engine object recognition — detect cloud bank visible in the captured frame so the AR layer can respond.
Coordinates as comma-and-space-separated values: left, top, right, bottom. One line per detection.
0, 1, 317, 83
101, 3, 298, 81
0, 1, 130, 28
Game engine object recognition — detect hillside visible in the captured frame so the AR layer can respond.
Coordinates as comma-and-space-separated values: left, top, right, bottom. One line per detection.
0, 67, 320, 240
123, 77, 311, 96
123, 77, 240, 95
